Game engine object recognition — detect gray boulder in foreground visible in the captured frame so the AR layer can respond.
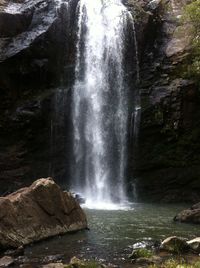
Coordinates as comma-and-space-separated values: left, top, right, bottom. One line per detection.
174, 203, 200, 224
0, 178, 87, 249
161, 236, 200, 254
161, 236, 189, 253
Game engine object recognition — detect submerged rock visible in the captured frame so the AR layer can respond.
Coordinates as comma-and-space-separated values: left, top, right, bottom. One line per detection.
0, 178, 87, 249
174, 203, 200, 224
66, 257, 105, 268
132, 240, 161, 250
42, 264, 64, 268
42, 257, 108, 268
135, 256, 162, 265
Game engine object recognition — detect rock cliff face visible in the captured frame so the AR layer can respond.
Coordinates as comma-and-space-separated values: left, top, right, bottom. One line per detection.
132, 0, 200, 203
0, 0, 78, 193
0, 0, 199, 202
0, 178, 87, 249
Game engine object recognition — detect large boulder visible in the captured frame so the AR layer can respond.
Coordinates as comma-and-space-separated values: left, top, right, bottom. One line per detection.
161, 236, 189, 253
0, 178, 87, 250
174, 203, 200, 224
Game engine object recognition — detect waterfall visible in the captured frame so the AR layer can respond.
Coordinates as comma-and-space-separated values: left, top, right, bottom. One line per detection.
71, 0, 137, 209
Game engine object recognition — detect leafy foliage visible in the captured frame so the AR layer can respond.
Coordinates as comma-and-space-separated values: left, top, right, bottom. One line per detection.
129, 248, 153, 259
183, 0, 200, 30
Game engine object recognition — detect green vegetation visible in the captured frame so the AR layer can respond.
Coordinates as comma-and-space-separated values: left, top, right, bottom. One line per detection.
183, 0, 200, 30
182, 0, 200, 82
129, 248, 153, 259
149, 259, 200, 268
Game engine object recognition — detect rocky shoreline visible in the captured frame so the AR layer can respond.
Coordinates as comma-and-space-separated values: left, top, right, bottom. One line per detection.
0, 187, 200, 267
1, 235, 200, 267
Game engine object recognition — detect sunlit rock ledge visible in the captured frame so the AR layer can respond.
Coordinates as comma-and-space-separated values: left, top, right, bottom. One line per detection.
0, 178, 87, 250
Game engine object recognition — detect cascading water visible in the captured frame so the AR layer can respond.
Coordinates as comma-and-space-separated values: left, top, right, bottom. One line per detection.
71, 0, 137, 209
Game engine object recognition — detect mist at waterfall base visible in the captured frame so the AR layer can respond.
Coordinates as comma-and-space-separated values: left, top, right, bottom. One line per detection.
70, 0, 139, 210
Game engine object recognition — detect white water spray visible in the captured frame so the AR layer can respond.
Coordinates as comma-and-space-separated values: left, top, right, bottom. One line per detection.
71, 0, 137, 209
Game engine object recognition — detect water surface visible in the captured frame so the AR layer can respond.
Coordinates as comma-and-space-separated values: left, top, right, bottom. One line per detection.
24, 203, 199, 266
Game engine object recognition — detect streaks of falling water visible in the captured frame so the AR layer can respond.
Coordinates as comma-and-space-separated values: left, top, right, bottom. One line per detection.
129, 13, 141, 143
71, 0, 138, 209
